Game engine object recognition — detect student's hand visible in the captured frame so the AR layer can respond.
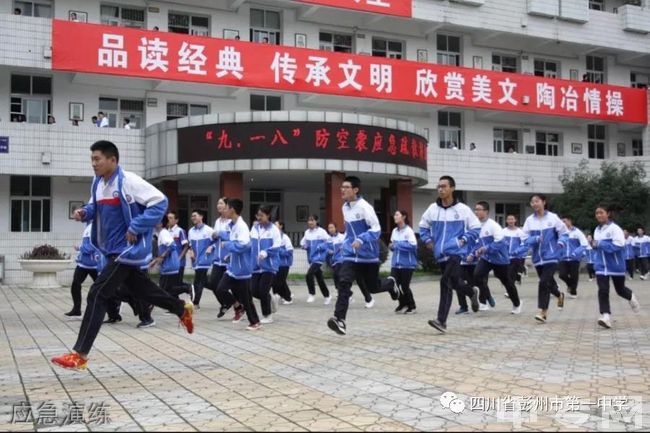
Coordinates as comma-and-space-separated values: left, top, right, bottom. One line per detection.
206, 245, 214, 254
73, 208, 86, 221
458, 238, 466, 247
126, 231, 138, 244
187, 250, 195, 260
426, 242, 433, 251
466, 255, 474, 263
352, 240, 362, 250
148, 257, 161, 269
476, 246, 487, 256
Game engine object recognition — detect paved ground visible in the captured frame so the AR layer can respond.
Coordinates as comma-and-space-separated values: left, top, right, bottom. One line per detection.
1, 275, 649, 432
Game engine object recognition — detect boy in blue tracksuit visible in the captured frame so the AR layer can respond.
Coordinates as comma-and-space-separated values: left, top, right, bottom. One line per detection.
633, 228, 650, 279
272, 221, 294, 304
300, 216, 331, 304
65, 223, 100, 318
51, 140, 193, 371
149, 223, 194, 302
419, 175, 481, 333
456, 235, 481, 315
592, 204, 640, 329
167, 211, 189, 280
557, 216, 589, 298
188, 210, 215, 309
624, 229, 637, 279
215, 199, 261, 330
585, 235, 596, 280
250, 206, 282, 323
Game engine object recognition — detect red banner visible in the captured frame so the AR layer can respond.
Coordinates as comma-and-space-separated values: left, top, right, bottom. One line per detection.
295, 0, 412, 17
52, 21, 648, 124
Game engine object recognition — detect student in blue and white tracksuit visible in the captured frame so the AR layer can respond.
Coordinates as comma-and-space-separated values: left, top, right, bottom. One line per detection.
390, 210, 418, 314
503, 215, 528, 287
250, 206, 282, 323
149, 223, 193, 301
207, 197, 231, 317
633, 228, 650, 279
272, 221, 294, 304
520, 193, 568, 323
188, 210, 215, 309
456, 235, 481, 315
557, 216, 589, 298
300, 215, 331, 304
65, 223, 100, 318
624, 229, 637, 279
592, 204, 641, 329
471, 202, 522, 314
214, 199, 261, 330
585, 236, 596, 281
167, 211, 189, 280
327, 176, 399, 335
418, 175, 481, 333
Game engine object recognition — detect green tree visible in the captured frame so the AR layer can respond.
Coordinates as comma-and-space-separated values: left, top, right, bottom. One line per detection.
553, 160, 650, 233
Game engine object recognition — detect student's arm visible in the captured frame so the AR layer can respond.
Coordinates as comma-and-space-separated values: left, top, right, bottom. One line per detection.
127, 174, 168, 235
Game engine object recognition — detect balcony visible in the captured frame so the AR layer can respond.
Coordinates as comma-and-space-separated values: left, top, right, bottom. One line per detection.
0, 14, 51, 69
559, 0, 589, 23
620, 4, 650, 33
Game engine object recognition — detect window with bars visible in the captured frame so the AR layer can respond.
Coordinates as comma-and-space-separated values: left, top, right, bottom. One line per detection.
166, 102, 209, 120
10, 176, 51, 232
585, 55, 605, 84
534, 59, 559, 78
14, 0, 52, 17
632, 139, 643, 156
99, 97, 144, 128
168, 12, 210, 36
250, 95, 282, 111
492, 54, 518, 73
250, 9, 281, 44
631, 72, 649, 89
319, 32, 353, 53
535, 132, 561, 156
493, 128, 520, 153
438, 112, 462, 149
495, 203, 522, 227
371, 38, 403, 59
588, 124, 606, 159
589, 0, 604, 10
100, 4, 145, 28
436, 34, 461, 66
10, 74, 51, 123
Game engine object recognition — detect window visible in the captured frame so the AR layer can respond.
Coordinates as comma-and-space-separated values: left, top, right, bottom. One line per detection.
168, 12, 209, 36
250, 94, 282, 111
100, 4, 145, 28
177, 195, 210, 230
492, 54, 518, 73
495, 203, 522, 227
493, 128, 520, 153
319, 32, 353, 53
589, 0, 604, 10
372, 38, 403, 59
436, 34, 461, 66
13, 0, 52, 17
588, 124, 606, 159
438, 112, 462, 149
632, 139, 643, 156
585, 55, 605, 84
166, 102, 209, 121
534, 59, 559, 78
99, 97, 144, 128
631, 72, 649, 89
10, 74, 51, 123
250, 9, 281, 44
10, 176, 51, 232
535, 132, 560, 156
249, 190, 281, 224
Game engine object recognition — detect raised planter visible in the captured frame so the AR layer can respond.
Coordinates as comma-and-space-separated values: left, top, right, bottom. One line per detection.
18, 259, 73, 289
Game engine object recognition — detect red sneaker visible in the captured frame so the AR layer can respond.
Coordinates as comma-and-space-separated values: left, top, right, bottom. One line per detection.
232, 307, 245, 323
51, 352, 87, 370
179, 302, 194, 334
246, 322, 262, 331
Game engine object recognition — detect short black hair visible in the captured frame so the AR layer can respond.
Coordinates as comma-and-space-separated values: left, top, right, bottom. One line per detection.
98, 111, 105, 116
124, 118, 130, 123
308, 214, 319, 223
562, 215, 573, 222
90, 140, 120, 163
595, 203, 611, 214
344, 176, 361, 190
228, 198, 243, 215
257, 205, 273, 218
167, 210, 178, 220
396, 210, 410, 225
439, 175, 456, 188
277, 221, 285, 231
191, 209, 204, 220
529, 193, 548, 209
476, 201, 489, 211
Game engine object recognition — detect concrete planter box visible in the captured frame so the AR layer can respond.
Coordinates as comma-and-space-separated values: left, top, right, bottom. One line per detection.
18, 259, 73, 289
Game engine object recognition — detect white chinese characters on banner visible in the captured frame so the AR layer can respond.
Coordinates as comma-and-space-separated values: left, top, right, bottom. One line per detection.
444, 72, 465, 101
583, 88, 601, 115
362, 0, 391, 7
138, 37, 169, 72
98, 34, 128, 68
561, 86, 578, 112
271, 52, 298, 84
415, 69, 438, 98
216, 46, 244, 79
338, 59, 363, 90
537, 83, 555, 109
305, 56, 331, 87
472, 75, 492, 103
606, 90, 624, 116
370, 64, 392, 93
178, 42, 207, 75
498, 78, 518, 106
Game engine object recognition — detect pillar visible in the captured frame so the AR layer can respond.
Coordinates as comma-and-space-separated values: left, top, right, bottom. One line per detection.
390, 178, 413, 227
220, 172, 243, 200
162, 180, 178, 213
380, 186, 391, 241
325, 172, 345, 230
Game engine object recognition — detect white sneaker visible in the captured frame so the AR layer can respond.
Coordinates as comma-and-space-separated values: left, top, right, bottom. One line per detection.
504, 292, 510, 299
350, 297, 355, 304
478, 303, 490, 311
306, 294, 316, 303
365, 298, 375, 309
323, 296, 332, 305
598, 313, 612, 329
281, 298, 293, 305
271, 294, 279, 314
260, 315, 274, 324
640, 274, 647, 281
630, 294, 641, 313
511, 302, 522, 315
588, 278, 593, 282
568, 294, 578, 299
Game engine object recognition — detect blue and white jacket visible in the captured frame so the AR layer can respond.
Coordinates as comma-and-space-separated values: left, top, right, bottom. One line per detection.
625, 237, 637, 260
189, 224, 215, 269
461, 236, 479, 266
169, 224, 188, 268
300, 226, 330, 265
472, 218, 510, 266
342, 197, 382, 263
251, 221, 282, 274
558, 227, 589, 262
82, 166, 167, 267
390, 225, 418, 269
223, 216, 252, 280
593, 221, 626, 276
502, 227, 528, 260
327, 232, 346, 267
278, 233, 294, 268
418, 199, 481, 263
633, 235, 650, 258
157, 228, 181, 275
76, 224, 99, 270
520, 211, 568, 266
210, 217, 231, 266
585, 245, 596, 264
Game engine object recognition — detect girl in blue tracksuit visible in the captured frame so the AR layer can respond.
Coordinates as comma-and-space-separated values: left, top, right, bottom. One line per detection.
585, 235, 596, 280
300, 215, 331, 304
592, 204, 640, 329
503, 215, 528, 287
633, 228, 650, 279
188, 210, 216, 309
250, 206, 282, 323
272, 221, 294, 304
624, 229, 637, 279
390, 210, 418, 314
520, 193, 568, 323
208, 197, 231, 317
150, 224, 193, 301
65, 223, 100, 318
557, 216, 589, 298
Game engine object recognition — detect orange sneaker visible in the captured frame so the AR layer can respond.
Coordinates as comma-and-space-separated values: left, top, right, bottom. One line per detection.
51, 352, 87, 370
179, 302, 194, 334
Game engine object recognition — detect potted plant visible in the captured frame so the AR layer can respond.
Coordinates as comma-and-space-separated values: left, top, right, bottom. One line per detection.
18, 245, 73, 289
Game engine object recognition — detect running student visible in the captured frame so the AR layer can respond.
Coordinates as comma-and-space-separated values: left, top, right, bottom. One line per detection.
455, 235, 480, 315
327, 176, 400, 335
65, 223, 99, 318
503, 214, 527, 289
207, 197, 232, 318
188, 210, 215, 309
592, 204, 641, 329
624, 229, 636, 280
300, 215, 331, 304
149, 221, 194, 303
585, 235, 596, 281
419, 175, 480, 334
250, 206, 282, 324
633, 228, 650, 280
51, 140, 193, 370
519, 193, 568, 324
271, 221, 294, 305
167, 211, 189, 280
390, 210, 418, 314
557, 215, 588, 299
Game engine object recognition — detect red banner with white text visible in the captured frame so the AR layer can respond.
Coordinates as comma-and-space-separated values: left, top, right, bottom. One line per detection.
52, 21, 648, 124
295, 0, 412, 17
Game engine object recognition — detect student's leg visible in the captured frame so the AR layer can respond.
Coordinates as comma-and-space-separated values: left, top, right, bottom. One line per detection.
597, 275, 611, 315
69, 266, 89, 314
494, 264, 520, 307
569, 260, 581, 295
399, 268, 416, 309
306, 263, 317, 295
192, 269, 208, 306
626, 259, 635, 278
333, 262, 356, 321
611, 276, 633, 302
231, 277, 259, 325
313, 264, 330, 298
537, 263, 558, 311
436, 260, 454, 326
216, 273, 237, 309
473, 260, 493, 304
258, 272, 274, 317
558, 261, 571, 291
125, 269, 185, 316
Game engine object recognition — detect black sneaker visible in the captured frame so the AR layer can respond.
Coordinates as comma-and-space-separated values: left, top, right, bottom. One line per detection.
470, 287, 480, 313
103, 315, 122, 324
64, 310, 81, 318
394, 303, 406, 313
404, 307, 416, 314
137, 318, 156, 328
427, 319, 447, 334
217, 305, 230, 319
327, 317, 347, 335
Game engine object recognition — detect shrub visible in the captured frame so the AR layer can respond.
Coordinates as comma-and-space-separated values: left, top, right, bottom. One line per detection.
21, 244, 69, 260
